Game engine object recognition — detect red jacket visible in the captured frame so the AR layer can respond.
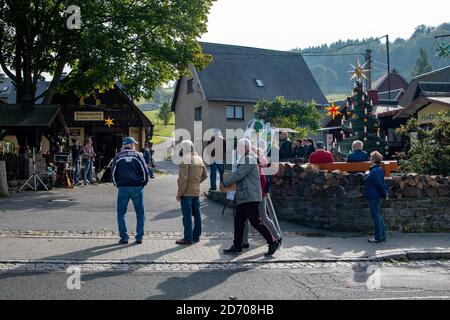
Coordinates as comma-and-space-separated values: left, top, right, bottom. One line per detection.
309, 150, 335, 164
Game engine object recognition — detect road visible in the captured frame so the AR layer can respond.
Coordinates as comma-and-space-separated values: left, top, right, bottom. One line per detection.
1, 262, 450, 300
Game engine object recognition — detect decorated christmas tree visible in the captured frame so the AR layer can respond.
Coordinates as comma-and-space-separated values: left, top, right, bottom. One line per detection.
337, 60, 389, 158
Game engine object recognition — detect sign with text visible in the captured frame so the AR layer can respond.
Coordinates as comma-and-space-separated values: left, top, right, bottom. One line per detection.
417, 103, 449, 124
74, 111, 104, 121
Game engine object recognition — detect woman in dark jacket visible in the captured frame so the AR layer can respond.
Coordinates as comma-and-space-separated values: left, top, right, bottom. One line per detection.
364, 151, 388, 243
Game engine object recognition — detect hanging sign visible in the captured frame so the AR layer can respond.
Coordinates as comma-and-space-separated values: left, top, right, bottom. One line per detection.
74, 111, 104, 121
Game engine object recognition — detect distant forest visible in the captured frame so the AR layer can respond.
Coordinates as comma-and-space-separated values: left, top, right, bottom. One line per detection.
296, 23, 450, 96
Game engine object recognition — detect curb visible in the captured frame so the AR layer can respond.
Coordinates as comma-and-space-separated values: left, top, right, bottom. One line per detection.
1, 250, 450, 265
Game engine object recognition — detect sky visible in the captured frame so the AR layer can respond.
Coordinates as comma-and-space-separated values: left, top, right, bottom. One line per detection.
201, 0, 450, 51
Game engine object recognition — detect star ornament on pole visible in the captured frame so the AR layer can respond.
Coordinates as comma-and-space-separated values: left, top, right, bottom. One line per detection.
348, 59, 370, 81
325, 102, 342, 120
104, 117, 114, 128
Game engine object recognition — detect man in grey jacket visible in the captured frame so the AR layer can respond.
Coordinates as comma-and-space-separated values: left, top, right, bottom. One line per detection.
221, 139, 280, 256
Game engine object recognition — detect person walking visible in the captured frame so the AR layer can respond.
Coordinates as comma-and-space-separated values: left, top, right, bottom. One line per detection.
112, 137, 149, 245
82, 137, 96, 185
71, 138, 82, 186
207, 131, 226, 191
221, 139, 280, 256
143, 142, 155, 179
347, 140, 370, 162
176, 140, 208, 245
365, 151, 388, 243
242, 147, 282, 249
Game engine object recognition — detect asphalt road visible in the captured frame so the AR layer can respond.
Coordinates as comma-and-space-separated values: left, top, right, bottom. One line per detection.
1, 263, 450, 300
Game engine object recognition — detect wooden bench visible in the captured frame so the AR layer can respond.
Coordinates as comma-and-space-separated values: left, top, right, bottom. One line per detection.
311, 161, 398, 177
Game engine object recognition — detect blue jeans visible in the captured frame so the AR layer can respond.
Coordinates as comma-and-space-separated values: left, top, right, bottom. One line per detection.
210, 162, 225, 190
368, 199, 386, 241
83, 159, 93, 184
72, 160, 80, 184
180, 196, 201, 243
117, 187, 145, 241
147, 165, 154, 178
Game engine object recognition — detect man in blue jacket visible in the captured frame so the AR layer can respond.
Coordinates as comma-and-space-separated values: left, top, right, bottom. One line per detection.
112, 137, 149, 245
364, 151, 388, 243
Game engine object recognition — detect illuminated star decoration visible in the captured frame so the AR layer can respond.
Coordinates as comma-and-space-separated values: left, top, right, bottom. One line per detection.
104, 117, 114, 128
348, 59, 370, 81
325, 101, 342, 120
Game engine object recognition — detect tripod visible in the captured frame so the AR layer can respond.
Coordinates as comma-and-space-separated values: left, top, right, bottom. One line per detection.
266, 194, 283, 237
18, 147, 49, 192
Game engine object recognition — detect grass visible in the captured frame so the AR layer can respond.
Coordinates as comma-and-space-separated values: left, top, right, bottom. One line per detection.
144, 110, 175, 144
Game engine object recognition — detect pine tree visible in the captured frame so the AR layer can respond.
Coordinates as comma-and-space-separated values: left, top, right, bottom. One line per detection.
157, 102, 173, 126
411, 48, 433, 77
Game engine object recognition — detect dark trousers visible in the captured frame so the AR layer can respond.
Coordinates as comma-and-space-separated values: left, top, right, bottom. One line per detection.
233, 202, 275, 249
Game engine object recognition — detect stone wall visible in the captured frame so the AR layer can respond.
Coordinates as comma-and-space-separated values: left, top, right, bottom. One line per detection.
271, 196, 450, 233
269, 163, 450, 233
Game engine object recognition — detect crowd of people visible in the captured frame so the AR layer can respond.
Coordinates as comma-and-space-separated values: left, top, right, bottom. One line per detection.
109, 131, 388, 257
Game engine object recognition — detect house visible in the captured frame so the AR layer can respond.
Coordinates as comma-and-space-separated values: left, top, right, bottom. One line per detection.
171, 42, 327, 147
394, 81, 450, 124
372, 68, 409, 101
1, 76, 153, 174
398, 65, 450, 108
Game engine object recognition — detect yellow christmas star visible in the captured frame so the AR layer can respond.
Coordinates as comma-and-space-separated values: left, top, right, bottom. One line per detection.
325, 102, 342, 120
104, 117, 114, 128
348, 59, 370, 81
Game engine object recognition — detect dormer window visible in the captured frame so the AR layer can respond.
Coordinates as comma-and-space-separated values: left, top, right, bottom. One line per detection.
255, 79, 264, 87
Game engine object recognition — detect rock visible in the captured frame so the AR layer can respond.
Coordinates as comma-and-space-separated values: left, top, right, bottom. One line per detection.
437, 187, 449, 197
347, 189, 362, 198
327, 177, 340, 187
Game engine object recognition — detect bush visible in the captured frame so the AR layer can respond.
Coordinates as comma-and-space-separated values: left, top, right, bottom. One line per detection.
395, 112, 450, 175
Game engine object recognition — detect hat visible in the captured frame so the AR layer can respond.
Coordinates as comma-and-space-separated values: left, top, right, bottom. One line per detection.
122, 137, 139, 145
316, 141, 325, 149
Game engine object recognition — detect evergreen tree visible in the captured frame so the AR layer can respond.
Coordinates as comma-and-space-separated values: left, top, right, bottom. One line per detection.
411, 48, 433, 77
338, 76, 389, 159
157, 103, 173, 126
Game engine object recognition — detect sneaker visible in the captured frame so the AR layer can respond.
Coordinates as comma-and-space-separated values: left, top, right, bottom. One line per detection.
118, 239, 129, 245
242, 243, 250, 249
368, 237, 383, 243
135, 239, 143, 245
223, 246, 243, 254
265, 241, 280, 256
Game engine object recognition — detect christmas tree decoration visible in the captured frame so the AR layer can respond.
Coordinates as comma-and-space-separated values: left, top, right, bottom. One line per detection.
325, 101, 342, 120
348, 59, 370, 81
338, 78, 388, 158
104, 117, 115, 128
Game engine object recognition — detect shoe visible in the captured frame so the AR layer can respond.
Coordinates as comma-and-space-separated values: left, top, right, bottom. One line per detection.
242, 243, 250, 249
118, 239, 129, 245
135, 239, 142, 245
265, 241, 280, 256
223, 246, 243, 254
150, 176, 156, 179
176, 239, 192, 245
368, 237, 383, 243
278, 237, 283, 245
193, 238, 200, 243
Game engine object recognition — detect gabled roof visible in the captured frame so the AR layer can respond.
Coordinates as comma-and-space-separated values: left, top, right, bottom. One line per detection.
372, 68, 409, 92
0, 77, 50, 104
399, 65, 450, 107
378, 88, 405, 101
0, 104, 68, 132
172, 42, 327, 110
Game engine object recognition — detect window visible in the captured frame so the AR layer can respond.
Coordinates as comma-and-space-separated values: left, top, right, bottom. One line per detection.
187, 79, 194, 94
255, 79, 264, 87
226, 105, 244, 120
194, 106, 202, 121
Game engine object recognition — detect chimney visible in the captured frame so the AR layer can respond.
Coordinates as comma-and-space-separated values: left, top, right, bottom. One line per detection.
367, 89, 379, 105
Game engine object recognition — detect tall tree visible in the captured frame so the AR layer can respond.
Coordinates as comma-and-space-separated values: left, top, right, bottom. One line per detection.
157, 102, 172, 126
254, 96, 321, 137
411, 48, 433, 77
0, 0, 215, 107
